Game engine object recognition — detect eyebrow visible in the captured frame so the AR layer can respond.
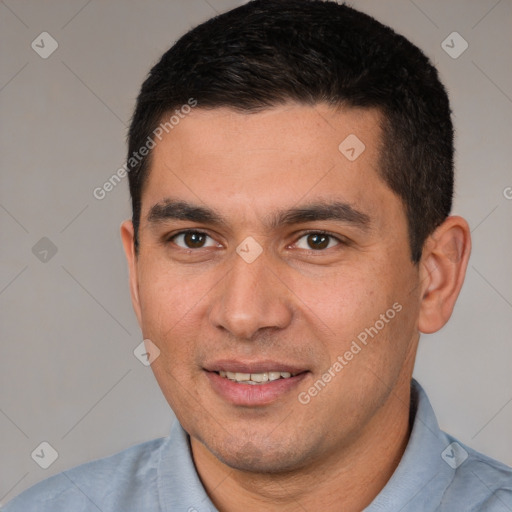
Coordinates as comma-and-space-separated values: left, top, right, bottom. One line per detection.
147, 198, 371, 231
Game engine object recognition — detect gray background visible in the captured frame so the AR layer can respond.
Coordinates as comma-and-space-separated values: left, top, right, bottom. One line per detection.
1, 0, 511, 503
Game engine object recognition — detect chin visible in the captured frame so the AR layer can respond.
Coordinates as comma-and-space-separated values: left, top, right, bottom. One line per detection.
206, 434, 315, 475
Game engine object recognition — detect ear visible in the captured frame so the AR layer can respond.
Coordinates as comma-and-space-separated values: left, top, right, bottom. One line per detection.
120, 220, 142, 327
418, 216, 471, 334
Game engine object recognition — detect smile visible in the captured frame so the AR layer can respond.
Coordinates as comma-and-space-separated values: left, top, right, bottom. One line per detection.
217, 370, 296, 384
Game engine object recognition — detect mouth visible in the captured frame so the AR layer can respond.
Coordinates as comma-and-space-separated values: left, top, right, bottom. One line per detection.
204, 361, 309, 406
216, 370, 300, 385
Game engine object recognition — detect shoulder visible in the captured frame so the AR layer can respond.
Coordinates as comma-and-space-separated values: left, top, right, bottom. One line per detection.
440, 436, 512, 511
382, 381, 512, 512
2, 437, 166, 512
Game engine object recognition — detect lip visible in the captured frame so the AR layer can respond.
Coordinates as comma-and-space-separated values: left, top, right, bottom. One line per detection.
204, 359, 309, 406
204, 359, 308, 375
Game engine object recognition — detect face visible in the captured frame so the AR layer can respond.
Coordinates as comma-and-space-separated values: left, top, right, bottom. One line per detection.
123, 103, 423, 473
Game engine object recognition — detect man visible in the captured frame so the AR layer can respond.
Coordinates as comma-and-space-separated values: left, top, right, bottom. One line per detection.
5, 1, 511, 511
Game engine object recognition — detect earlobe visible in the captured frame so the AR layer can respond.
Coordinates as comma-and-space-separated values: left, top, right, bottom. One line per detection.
418, 216, 471, 334
120, 220, 143, 327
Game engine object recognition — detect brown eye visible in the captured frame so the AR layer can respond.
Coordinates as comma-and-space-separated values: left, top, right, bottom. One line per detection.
294, 232, 341, 251
171, 231, 217, 249
184, 232, 206, 248
306, 233, 330, 250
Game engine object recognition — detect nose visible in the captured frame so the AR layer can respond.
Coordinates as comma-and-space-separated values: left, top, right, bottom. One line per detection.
208, 249, 294, 340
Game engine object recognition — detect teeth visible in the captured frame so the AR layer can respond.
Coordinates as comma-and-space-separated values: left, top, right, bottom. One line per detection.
218, 370, 296, 384
251, 372, 268, 383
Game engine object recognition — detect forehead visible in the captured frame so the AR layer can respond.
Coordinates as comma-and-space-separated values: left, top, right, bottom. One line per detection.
152, 103, 383, 161
141, 103, 400, 229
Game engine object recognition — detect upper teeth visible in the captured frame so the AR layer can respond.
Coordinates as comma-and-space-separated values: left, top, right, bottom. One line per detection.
219, 371, 293, 384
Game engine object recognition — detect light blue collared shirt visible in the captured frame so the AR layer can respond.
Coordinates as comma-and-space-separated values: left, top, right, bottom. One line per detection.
3, 380, 512, 511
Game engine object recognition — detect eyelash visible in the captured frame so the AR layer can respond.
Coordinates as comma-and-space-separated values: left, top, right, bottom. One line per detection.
167, 229, 346, 251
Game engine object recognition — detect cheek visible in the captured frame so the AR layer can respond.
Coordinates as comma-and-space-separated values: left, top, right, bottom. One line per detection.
137, 266, 213, 409
296, 266, 380, 336
137, 261, 214, 352
301, 259, 413, 366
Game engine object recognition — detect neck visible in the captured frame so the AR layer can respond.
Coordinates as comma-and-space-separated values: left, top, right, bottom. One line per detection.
191, 377, 413, 512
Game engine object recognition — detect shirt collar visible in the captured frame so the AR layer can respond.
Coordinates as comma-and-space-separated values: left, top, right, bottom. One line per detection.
364, 379, 455, 511
158, 420, 218, 511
